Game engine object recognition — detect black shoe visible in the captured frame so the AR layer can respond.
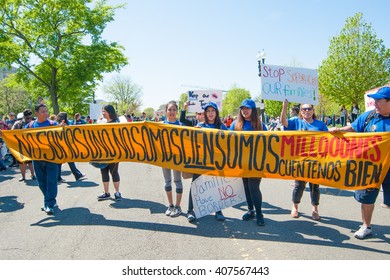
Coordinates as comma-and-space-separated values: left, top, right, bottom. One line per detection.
256, 214, 265, 226
18, 177, 26, 182
97, 192, 111, 201
242, 210, 256, 220
187, 211, 196, 223
114, 192, 122, 201
44, 206, 54, 215
76, 173, 86, 181
215, 211, 225, 221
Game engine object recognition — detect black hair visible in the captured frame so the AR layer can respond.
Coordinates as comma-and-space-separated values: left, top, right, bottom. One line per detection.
57, 112, 69, 125
23, 109, 32, 117
103, 104, 118, 121
34, 103, 47, 112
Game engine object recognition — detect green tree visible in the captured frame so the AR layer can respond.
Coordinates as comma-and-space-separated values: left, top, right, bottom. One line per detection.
221, 86, 251, 117
0, 0, 128, 114
179, 92, 188, 111
262, 100, 283, 118
103, 75, 143, 115
0, 74, 32, 116
318, 12, 390, 109
143, 107, 155, 120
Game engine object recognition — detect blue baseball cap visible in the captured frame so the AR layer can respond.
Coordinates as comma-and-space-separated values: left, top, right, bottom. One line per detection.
240, 99, 256, 109
368, 86, 390, 100
203, 102, 218, 111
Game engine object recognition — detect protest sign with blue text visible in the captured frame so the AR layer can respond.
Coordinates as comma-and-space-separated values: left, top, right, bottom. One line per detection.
260, 64, 318, 105
187, 90, 222, 112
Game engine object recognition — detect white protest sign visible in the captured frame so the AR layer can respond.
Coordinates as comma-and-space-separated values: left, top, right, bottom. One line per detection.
89, 103, 102, 121
260, 64, 318, 105
364, 84, 390, 111
187, 90, 223, 113
191, 175, 246, 219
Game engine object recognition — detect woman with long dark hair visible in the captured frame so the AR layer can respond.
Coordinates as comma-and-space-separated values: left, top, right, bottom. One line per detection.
186, 101, 227, 223
230, 99, 267, 226
162, 101, 184, 217
97, 105, 122, 201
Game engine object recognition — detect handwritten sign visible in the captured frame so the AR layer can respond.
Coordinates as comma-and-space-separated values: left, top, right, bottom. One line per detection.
2, 122, 390, 190
187, 90, 223, 112
191, 175, 245, 219
260, 64, 318, 105
364, 84, 390, 111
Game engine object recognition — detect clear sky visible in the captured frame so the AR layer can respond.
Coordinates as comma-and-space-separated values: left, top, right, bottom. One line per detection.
96, 0, 390, 111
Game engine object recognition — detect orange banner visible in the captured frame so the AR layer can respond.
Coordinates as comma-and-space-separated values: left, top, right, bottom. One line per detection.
2, 122, 390, 190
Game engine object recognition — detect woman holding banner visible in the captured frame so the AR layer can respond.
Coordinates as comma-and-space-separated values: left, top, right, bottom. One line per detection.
162, 101, 184, 218
186, 101, 227, 223
97, 105, 122, 201
230, 99, 268, 226
281, 99, 328, 221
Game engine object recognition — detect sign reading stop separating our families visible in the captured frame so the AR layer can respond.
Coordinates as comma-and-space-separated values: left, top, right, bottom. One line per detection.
187, 90, 223, 113
260, 64, 318, 105
191, 175, 246, 219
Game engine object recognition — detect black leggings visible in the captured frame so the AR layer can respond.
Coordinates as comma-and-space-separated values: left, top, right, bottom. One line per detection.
242, 177, 263, 216
100, 163, 120, 182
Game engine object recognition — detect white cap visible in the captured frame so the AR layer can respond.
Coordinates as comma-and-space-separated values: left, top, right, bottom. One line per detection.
17, 112, 24, 119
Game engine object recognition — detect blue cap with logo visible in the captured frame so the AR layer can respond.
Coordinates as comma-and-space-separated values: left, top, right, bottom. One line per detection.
203, 101, 218, 111
368, 86, 390, 100
240, 99, 256, 109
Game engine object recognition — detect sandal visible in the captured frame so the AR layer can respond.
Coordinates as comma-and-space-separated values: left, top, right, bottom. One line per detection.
380, 203, 390, 209
291, 209, 299, 218
312, 211, 320, 221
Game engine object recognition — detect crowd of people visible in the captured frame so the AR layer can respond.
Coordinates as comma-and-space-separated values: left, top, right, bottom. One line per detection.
0, 87, 389, 240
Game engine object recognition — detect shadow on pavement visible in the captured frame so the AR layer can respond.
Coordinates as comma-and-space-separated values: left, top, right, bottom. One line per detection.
0, 196, 25, 213
108, 198, 166, 214
30, 200, 390, 256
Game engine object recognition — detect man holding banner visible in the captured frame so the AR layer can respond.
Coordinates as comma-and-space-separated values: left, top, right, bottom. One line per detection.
331, 86, 390, 239
26, 104, 59, 215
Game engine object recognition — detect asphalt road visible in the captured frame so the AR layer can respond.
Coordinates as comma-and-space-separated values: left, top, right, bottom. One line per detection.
0, 161, 389, 260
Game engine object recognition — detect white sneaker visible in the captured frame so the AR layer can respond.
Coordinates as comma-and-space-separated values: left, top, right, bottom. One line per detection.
165, 205, 174, 216
354, 226, 372, 239
170, 206, 182, 218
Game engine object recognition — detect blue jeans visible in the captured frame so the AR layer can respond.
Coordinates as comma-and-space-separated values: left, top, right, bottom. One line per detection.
0, 159, 7, 169
357, 169, 390, 205
58, 162, 83, 180
33, 160, 58, 208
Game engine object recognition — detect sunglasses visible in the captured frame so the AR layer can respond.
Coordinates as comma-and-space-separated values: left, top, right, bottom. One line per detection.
301, 107, 313, 111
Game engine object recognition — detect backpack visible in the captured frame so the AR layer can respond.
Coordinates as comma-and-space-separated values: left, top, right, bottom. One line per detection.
363, 110, 376, 132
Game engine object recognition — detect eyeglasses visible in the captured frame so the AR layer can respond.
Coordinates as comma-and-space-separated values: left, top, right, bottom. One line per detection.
301, 107, 313, 111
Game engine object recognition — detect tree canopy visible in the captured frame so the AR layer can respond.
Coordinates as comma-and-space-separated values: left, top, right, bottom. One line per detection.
318, 12, 390, 108
221, 86, 251, 117
0, 0, 128, 114
103, 75, 143, 115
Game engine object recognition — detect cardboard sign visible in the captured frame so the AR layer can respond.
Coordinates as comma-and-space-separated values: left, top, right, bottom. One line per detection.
187, 90, 223, 112
260, 64, 318, 105
191, 175, 246, 219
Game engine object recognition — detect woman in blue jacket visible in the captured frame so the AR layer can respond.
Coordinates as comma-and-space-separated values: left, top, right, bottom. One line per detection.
230, 99, 267, 226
